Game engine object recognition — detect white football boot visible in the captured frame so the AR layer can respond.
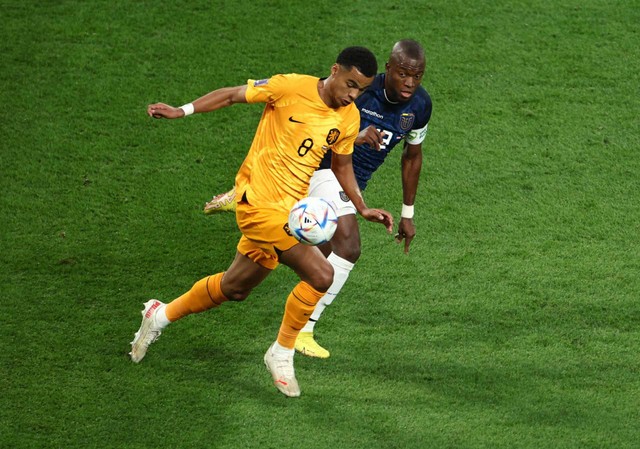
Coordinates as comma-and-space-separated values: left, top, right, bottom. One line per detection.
129, 299, 165, 363
263, 342, 301, 397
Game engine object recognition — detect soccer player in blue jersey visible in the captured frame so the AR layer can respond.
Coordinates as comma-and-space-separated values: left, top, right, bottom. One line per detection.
204, 39, 432, 358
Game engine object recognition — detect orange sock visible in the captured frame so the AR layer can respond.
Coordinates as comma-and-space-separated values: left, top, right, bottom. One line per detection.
277, 281, 325, 349
165, 272, 228, 322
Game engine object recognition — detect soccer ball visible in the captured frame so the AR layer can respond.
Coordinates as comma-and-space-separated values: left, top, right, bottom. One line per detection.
288, 197, 338, 246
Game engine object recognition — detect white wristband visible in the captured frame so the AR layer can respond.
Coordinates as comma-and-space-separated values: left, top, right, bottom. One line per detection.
180, 103, 195, 117
401, 204, 414, 219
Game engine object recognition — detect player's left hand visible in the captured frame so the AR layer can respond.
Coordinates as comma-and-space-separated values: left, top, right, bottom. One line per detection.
360, 208, 394, 233
395, 217, 416, 254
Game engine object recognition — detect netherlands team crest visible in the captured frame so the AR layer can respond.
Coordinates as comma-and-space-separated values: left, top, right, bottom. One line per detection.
399, 113, 415, 131
326, 128, 341, 145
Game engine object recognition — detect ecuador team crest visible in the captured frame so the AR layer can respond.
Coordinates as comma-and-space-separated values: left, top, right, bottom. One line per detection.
400, 113, 415, 131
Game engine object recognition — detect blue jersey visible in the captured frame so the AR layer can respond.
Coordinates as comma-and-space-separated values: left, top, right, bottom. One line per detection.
319, 73, 432, 190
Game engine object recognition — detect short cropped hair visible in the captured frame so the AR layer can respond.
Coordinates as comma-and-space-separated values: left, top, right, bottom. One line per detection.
393, 39, 425, 62
336, 46, 378, 78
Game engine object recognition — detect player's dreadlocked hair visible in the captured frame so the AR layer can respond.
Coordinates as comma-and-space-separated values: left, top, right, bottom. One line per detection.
336, 46, 378, 78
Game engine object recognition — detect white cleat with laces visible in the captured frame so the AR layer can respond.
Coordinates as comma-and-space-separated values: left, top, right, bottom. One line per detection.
263, 342, 301, 397
129, 299, 165, 363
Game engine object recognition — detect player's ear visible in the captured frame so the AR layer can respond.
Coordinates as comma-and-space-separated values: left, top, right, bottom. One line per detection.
330, 63, 340, 76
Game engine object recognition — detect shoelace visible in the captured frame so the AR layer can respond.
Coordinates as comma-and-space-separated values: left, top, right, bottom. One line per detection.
142, 316, 162, 345
211, 188, 235, 202
145, 328, 161, 344
273, 355, 295, 378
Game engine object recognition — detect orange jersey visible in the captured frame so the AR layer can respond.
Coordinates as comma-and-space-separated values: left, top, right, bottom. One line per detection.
235, 74, 360, 211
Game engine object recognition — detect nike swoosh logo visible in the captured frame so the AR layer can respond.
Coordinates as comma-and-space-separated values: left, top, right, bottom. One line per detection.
289, 116, 305, 124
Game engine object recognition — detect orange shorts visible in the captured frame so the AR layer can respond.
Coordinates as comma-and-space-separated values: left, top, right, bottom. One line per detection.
236, 198, 299, 270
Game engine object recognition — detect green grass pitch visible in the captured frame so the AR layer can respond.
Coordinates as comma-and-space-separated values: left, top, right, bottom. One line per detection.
1, 1, 638, 448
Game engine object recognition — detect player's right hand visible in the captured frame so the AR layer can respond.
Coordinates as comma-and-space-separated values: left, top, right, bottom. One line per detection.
147, 103, 184, 119
355, 125, 385, 150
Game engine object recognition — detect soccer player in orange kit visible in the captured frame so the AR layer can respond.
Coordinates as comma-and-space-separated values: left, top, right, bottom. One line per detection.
129, 47, 393, 397
203, 40, 432, 359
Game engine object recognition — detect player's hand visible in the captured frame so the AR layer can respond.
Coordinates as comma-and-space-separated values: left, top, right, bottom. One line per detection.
147, 103, 184, 119
395, 217, 416, 254
360, 208, 394, 233
355, 125, 385, 150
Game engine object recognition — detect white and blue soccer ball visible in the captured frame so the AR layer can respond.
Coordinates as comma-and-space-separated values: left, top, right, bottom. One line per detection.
288, 197, 338, 246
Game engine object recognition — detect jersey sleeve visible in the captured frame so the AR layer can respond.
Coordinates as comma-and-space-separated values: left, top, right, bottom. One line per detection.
405, 123, 428, 145
245, 75, 288, 104
405, 90, 433, 145
331, 106, 360, 155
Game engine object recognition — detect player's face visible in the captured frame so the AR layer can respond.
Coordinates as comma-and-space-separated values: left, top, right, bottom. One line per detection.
327, 64, 374, 109
384, 55, 425, 103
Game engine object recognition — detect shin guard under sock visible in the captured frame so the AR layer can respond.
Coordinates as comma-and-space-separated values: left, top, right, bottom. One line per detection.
277, 281, 324, 349
165, 272, 228, 322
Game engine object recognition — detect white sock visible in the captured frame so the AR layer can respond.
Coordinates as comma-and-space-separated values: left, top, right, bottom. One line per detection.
272, 341, 295, 356
301, 252, 354, 333
155, 304, 171, 328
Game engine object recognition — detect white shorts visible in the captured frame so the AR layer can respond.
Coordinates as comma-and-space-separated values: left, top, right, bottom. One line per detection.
308, 169, 356, 217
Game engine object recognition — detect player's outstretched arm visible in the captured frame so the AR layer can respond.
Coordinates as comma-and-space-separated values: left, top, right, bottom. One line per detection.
148, 85, 248, 119
395, 142, 423, 253
331, 153, 393, 233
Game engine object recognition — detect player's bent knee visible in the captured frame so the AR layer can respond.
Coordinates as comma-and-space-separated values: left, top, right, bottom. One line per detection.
307, 264, 334, 292
224, 288, 252, 302
339, 245, 361, 263
332, 240, 361, 263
